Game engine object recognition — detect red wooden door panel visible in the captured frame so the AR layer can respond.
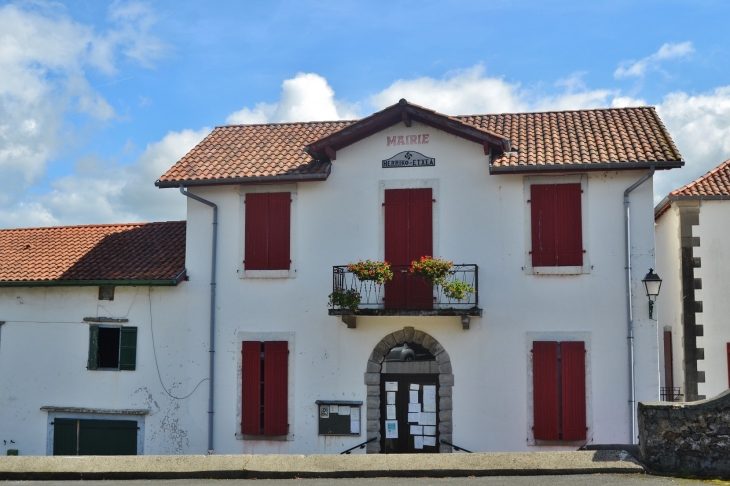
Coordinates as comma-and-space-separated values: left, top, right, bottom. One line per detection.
533, 341, 559, 440
267, 193, 291, 270
245, 194, 269, 270
408, 189, 434, 309
263, 341, 289, 436
664, 331, 674, 392
555, 184, 583, 266
384, 189, 433, 310
241, 341, 262, 435
561, 341, 587, 441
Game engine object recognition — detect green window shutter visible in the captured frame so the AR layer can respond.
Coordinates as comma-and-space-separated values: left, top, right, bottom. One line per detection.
88, 325, 99, 370
120, 327, 137, 371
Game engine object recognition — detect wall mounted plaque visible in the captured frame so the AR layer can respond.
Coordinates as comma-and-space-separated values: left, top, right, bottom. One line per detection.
382, 151, 435, 168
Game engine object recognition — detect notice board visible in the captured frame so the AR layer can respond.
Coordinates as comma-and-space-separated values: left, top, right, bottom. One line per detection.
316, 400, 362, 436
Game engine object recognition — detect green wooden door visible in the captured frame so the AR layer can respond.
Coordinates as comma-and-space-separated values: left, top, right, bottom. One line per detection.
79, 420, 137, 455
53, 419, 138, 455
53, 419, 78, 456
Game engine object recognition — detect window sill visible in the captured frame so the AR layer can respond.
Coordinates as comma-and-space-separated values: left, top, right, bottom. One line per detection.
236, 434, 289, 441
530, 265, 584, 275
242, 270, 294, 279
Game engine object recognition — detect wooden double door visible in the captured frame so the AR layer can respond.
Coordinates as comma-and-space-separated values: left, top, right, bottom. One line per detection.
380, 373, 439, 453
384, 188, 433, 310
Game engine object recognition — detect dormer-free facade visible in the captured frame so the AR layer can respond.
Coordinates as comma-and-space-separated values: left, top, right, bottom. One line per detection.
155, 100, 682, 454
0, 100, 683, 456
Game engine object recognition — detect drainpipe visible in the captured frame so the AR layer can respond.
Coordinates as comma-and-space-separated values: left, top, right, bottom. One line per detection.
623, 164, 655, 445
180, 186, 218, 455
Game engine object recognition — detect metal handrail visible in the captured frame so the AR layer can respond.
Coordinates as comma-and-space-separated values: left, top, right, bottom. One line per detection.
331, 263, 479, 311
341, 437, 377, 454
440, 439, 472, 453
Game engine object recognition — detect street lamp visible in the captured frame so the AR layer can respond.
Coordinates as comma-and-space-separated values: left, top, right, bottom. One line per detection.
642, 268, 662, 320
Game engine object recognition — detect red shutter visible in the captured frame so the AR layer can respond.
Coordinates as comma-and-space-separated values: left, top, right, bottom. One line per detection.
555, 184, 583, 266
263, 341, 288, 436
384, 189, 410, 309
245, 193, 269, 270
533, 341, 559, 440
561, 341, 586, 440
408, 188, 433, 309
241, 341, 261, 435
267, 193, 291, 270
531, 185, 557, 266
664, 331, 674, 391
531, 184, 582, 267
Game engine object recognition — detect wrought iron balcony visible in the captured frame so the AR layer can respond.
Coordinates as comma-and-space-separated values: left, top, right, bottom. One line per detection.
660, 387, 683, 402
328, 264, 481, 318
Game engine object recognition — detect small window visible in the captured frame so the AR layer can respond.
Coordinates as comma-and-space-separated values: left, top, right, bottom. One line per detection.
88, 325, 137, 371
530, 183, 583, 267
244, 193, 291, 270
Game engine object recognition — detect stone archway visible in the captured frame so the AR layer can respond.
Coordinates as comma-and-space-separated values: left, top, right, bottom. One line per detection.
364, 326, 453, 453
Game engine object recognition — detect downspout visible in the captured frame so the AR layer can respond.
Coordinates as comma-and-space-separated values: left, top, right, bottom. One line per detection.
623, 164, 655, 445
180, 186, 218, 455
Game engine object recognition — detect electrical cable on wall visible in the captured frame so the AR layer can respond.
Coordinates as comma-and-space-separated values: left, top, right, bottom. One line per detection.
148, 288, 208, 400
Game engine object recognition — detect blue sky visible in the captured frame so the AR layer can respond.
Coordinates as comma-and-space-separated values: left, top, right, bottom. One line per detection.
1, 0, 730, 227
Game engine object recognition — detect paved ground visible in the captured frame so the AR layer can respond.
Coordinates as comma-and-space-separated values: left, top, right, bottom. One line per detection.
0, 476, 722, 486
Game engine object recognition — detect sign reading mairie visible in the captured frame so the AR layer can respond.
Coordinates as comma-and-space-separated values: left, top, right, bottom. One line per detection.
382, 151, 435, 169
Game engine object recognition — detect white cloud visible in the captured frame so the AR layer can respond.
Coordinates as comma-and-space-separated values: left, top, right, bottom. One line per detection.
227, 73, 357, 124
654, 86, 730, 202
615, 42, 694, 79
370, 65, 528, 114
370, 66, 621, 114
0, 128, 210, 228
0, 1, 166, 192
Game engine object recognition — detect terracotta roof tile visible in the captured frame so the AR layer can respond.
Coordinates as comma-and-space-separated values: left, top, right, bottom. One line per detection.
157, 121, 353, 186
669, 158, 730, 197
458, 107, 682, 168
158, 107, 682, 186
0, 221, 186, 283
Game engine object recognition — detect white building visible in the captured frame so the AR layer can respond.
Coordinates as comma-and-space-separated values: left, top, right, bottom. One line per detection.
0, 100, 684, 455
655, 158, 730, 402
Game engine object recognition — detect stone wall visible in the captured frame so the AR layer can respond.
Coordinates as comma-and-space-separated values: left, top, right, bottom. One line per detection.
638, 389, 730, 477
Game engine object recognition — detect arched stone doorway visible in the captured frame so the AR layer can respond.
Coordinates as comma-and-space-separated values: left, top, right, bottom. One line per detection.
364, 326, 453, 453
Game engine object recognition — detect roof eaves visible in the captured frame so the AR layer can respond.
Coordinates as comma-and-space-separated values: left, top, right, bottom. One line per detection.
305, 99, 507, 159
0, 269, 188, 288
156, 166, 331, 188
489, 160, 684, 175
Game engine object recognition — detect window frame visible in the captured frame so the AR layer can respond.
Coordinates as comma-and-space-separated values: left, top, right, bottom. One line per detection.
525, 332, 592, 446
87, 324, 137, 372
236, 331, 295, 441
239, 184, 297, 279
523, 175, 590, 275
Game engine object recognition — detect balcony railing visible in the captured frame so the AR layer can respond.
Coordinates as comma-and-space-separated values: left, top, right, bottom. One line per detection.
660, 387, 683, 402
329, 264, 481, 317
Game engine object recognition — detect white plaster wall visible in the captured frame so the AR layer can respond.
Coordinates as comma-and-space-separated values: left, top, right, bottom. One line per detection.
691, 201, 730, 398
0, 285, 206, 456
181, 121, 660, 453
0, 121, 662, 455
654, 203, 685, 396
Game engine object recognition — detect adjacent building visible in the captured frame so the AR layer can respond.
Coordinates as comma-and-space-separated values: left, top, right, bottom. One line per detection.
0, 100, 684, 455
655, 158, 730, 402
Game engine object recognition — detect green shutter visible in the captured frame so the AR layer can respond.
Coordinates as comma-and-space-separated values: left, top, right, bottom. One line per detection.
120, 327, 137, 371
53, 419, 78, 455
88, 325, 99, 370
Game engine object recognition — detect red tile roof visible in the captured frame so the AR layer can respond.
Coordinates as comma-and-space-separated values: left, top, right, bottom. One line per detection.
157, 121, 352, 187
669, 158, 730, 197
157, 105, 683, 187
457, 107, 682, 171
0, 221, 186, 285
